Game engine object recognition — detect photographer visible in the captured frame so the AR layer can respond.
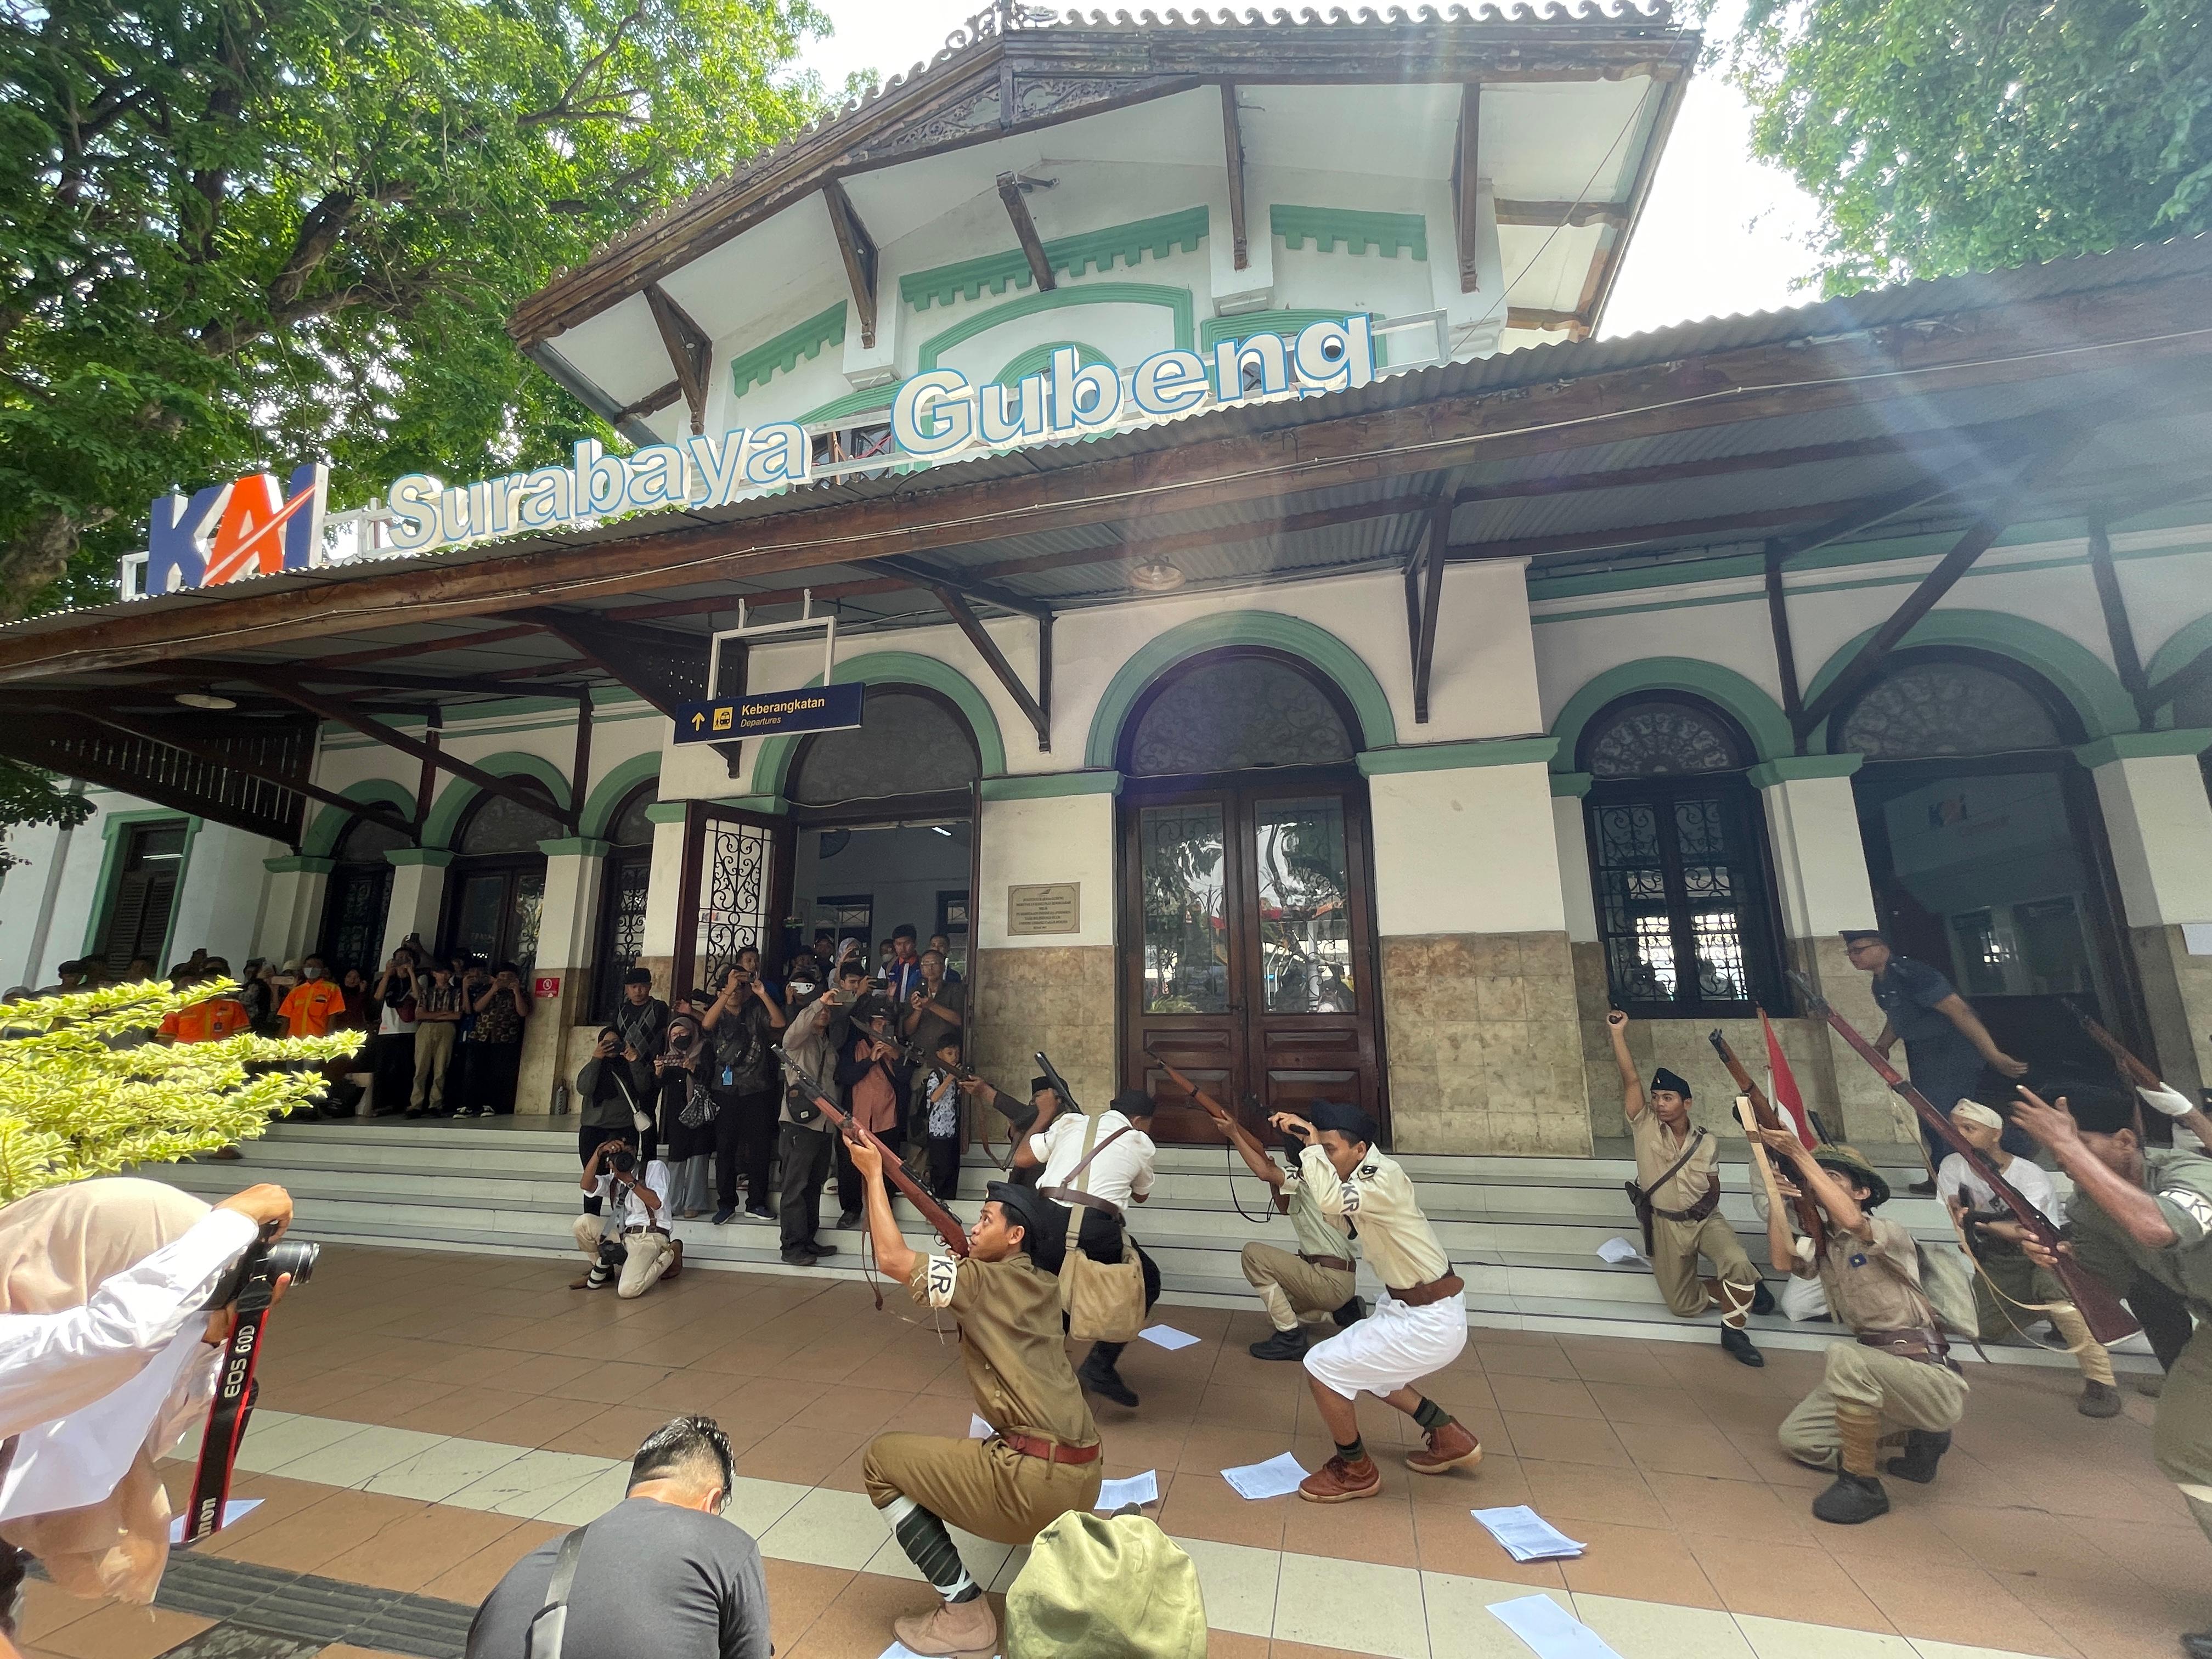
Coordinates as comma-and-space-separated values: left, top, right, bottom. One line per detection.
702, 949, 783, 1226
613, 966, 669, 1106
576, 1027, 648, 1214
466, 963, 532, 1117
466, 1416, 769, 1659
572, 1136, 678, 1296
657, 1003, 716, 1219
772, 970, 853, 1267
409, 960, 465, 1117
370, 948, 419, 1116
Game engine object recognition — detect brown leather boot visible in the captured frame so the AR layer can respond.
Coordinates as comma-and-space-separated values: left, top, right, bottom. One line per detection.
892, 1593, 998, 1657
661, 1237, 684, 1282
1406, 1417, 1482, 1475
1298, 1453, 1383, 1503
1812, 1402, 1891, 1524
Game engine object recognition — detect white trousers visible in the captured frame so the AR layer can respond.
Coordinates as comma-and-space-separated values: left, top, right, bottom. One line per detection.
1304, 1290, 1468, 1398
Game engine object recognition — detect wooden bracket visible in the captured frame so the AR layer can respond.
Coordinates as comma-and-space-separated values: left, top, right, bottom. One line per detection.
1220, 83, 1249, 272
644, 284, 714, 436
927, 583, 1052, 751
615, 380, 683, 423
996, 172, 1056, 294
1764, 541, 1804, 742
2086, 508, 2153, 726
1453, 83, 1481, 292
823, 180, 879, 350
518, 608, 743, 774
1404, 493, 1454, 724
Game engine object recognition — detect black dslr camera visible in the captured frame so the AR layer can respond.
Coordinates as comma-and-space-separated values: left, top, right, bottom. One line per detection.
206, 1228, 319, 1314
606, 1146, 637, 1176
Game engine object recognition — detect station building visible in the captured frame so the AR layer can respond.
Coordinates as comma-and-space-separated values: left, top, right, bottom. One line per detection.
3, 2, 2211, 1172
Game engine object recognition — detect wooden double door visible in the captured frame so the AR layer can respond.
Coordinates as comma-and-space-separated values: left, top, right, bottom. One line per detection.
1120, 778, 1386, 1146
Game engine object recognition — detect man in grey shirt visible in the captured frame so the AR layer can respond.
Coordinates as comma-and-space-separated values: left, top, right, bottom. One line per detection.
465, 1417, 769, 1659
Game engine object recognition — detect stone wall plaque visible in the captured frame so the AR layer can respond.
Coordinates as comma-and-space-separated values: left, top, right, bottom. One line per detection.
1006, 883, 1080, 935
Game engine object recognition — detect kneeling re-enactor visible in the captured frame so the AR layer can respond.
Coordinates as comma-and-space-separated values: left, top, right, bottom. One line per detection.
845, 1135, 1102, 1659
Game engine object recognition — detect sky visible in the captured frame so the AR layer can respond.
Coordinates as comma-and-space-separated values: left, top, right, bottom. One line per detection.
791, 0, 1828, 341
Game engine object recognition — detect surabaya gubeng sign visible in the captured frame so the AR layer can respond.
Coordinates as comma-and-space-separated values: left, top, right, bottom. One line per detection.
150, 318, 1373, 585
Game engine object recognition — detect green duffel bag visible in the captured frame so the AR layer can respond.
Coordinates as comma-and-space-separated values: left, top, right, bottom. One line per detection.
1003, 1510, 1206, 1658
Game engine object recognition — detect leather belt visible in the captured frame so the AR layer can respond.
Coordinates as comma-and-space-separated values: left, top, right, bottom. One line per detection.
1857, 1326, 1959, 1371
997, 1431, 1102, 1466
1041, 1186, 1122, 1220
1652, 1178, 1722, 1225
1300, 1252, 1355, 1274
1386, 1272, 1466, 1308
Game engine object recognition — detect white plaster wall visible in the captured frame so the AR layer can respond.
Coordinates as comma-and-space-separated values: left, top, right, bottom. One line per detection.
168, 821, 287, 969
1759, 776, 1880, 938
1553, 797, 1599, 944
2110, 528, 2212, 664
0, 816, 77, 989
975, 794, 1116, 950
2092, 755, 2212, 927
1368, 764, 1567, 937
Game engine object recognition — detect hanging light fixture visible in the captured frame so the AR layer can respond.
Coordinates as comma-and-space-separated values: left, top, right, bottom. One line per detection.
1128, 558, 1186, 592
174, 692, 236, 710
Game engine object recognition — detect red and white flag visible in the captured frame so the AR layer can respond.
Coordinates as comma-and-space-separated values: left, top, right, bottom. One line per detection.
1762, 1009, 1817, 1148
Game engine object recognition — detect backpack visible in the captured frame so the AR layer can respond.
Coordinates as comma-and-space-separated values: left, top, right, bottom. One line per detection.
1003, 1511, 1205, 1659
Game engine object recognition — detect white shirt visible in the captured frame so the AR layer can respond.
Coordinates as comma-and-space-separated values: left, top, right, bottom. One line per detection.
1936, 1151, 2065, 1229
1029, 1111, 1155, 1211
591, 1159, 673, 1231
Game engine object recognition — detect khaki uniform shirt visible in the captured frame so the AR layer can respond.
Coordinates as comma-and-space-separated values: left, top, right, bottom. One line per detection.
1812, 1216, 1928, 1333
1629, 1111, 1717, 1212
2067, 1146, 2212, 1319
908, 1253, 1099, 1449
1280, 1169, 1357, 1264
1299, 1145, 1448, 1290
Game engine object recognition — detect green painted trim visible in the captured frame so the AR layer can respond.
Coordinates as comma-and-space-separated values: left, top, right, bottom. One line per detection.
995, 340, 1113, 387
2074, 730, 2212, 767
538, 837, 614, 857
83, 809, 198, 963
1550, 771, 1595, 799
1271, 204, 1427, 261
1197, 308, 1388, 368
264, 855, 336, 874
1356, 737, 1558, 776
384, 848, 455, 868
751, 651, 1010, 799
1800, 609, 2138, 746
579, 752, 661, 841
797, 382, 902, 426
642, 801, 692, 825
1746, 754, 1864, 788
2145, 612, 2212, 701
899, 206, 1209, 312
728, 302, 847, 400
1083, 611, 1397, 769
420, 751, 572, 850
1549, 658, 1793, 771
302, 778, 418, 859
979, 771, 1122, 801
916, 283, 1196, 374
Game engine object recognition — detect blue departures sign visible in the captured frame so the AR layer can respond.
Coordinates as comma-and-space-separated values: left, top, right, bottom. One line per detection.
674, 682, 865, 744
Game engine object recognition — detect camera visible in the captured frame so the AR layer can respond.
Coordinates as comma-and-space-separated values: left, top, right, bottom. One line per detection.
206, 1233, 319, 1314
606, 1147, 637, 1176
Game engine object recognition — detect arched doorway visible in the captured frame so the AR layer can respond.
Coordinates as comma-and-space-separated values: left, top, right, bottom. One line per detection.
319, 812, 409, 977
1836, 648, 2145, 1070
591, 782, 657, 1022
439, 782, 564, 972
1118, 648, 1385, 1145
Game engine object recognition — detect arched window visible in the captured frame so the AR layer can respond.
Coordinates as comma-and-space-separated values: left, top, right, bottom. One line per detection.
1833, 656, 2072, 759
1122, 650, 1357, 778
1579, 694, 1784, 1017
592, 781, 658, 1022
441, 781, 563, 972
319, 811, 409, 977
788, 687, 979, 808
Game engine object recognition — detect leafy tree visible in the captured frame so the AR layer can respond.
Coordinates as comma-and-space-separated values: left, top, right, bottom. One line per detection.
1714, 0, 2212, 294
1, 0, 845, 619
0, 979, 360, 1199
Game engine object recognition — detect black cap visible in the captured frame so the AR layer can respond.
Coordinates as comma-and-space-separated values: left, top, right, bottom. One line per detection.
1110, 1088, 1155, 1119
1030, 1075, 1055, 1097
1651, 1067, 1692, 1099
986, 1181, 1070, 1271
1306, 1099, 1378, 1146
2040, 1076, 2137, 1137
623, 967, 653, 986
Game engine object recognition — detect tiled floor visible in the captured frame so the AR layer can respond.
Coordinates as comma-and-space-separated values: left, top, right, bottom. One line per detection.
18, 1244, 2202, 1659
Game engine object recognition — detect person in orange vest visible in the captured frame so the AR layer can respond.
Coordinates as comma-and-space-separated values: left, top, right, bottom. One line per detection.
277, 956, 347, 1037
157, 958, 251, 1046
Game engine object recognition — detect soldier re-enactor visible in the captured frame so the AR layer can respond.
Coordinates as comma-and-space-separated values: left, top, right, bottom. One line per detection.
844, 1135, 1101, 1659
1190, 1090, 1367, 1359
1749, 1127, 1966, 1524
1606, 1011, 1771, 1367
2008, 1080, 2212, 1659
1275, 1102, 1483, 1503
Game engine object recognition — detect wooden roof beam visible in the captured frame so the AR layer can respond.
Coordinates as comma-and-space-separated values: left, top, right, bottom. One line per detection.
823, 180, 879, 349
616, 379, 683, 424
1453, 83, 1481, 292
1506, 307, 1589, 338
1407, 493, 1454, 724
996, 172, 1056, 294
0, 710, 310, 847
867, 554, 1051, 621
1494, 199, 1630, 228
927, 583, 1050, 752
1220, 83, 1249, 272
644, 285, 715, 437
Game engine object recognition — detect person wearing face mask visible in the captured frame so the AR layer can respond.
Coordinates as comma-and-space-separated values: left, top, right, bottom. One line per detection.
276, 955, 346, 1039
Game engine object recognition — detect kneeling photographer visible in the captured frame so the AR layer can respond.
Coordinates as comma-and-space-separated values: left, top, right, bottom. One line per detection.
572, 1135, 679, 1297
0, 1177, 307, 1611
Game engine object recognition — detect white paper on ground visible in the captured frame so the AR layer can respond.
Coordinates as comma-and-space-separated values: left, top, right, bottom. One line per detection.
1220, 1451, 1307, 1500
1096, 1470, 1159, 1509
968, 1413, 991, 1439
1471, 1505, 1585, 1561
1138, 1324, 1201, 1350
1488, 1594, 1625, 1659
877, 1644, 930, 1659
1595, 1237, 1646, 1266
169, 1499, 261, 1543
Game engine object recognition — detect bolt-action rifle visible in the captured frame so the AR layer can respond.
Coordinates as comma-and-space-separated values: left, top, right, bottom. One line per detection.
1708, 1029, 1827, 1257
2067, 998, 2162, 1092
1790, 973, 2140, 1345
772, 1045, 969, 1257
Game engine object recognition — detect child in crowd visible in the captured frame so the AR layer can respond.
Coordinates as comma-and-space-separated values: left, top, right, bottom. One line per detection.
919, 1032, 966, 1202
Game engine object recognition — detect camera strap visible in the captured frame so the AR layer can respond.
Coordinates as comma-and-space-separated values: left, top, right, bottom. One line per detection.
525, 1523, 589, 1659
178, 1303, 272, 1547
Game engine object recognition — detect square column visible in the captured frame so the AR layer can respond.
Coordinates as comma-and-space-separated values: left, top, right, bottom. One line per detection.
636, 802, 691, 1000
2082, 731, 2212, 1096
518, 837, 611, 1118
1362, 742, 1590, 1156
381, 848, 452, 961
969, 780, 1119, 1114
258, 855, 332, 968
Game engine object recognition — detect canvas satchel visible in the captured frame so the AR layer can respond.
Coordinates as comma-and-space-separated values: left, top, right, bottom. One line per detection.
1054, 1112, 1148, 1343
1003, 1510, 1207, 1658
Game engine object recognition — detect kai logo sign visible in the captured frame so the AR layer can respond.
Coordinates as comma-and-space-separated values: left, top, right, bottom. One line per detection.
148, 464, 329, 595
